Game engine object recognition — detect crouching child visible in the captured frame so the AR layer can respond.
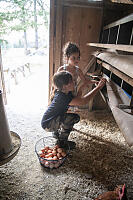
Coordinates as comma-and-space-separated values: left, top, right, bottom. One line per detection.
41, 71, 106, 149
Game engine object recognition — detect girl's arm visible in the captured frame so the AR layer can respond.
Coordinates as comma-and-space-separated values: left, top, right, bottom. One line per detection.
69, 78, 106, 106
78, 67, 86, 82
78, 68, 99, 85
57, 66, 64, 72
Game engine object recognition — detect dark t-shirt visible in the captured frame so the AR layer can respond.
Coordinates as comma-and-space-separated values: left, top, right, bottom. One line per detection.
41, 90, 73, 128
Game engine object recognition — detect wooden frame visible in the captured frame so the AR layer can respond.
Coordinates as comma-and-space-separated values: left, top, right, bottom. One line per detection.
88, 43, 133, 53
97, 59, 133, 87
104, 13, 133, 30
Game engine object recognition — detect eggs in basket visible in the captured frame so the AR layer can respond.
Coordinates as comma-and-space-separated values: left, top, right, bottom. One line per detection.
35, 137, 69, 169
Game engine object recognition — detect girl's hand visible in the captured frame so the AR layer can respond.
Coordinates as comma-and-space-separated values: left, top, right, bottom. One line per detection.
97, 78, 106, 89
90, 80, 99, 85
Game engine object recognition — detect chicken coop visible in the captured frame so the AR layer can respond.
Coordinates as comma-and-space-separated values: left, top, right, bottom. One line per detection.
0, 0, 133, 164
49, 0, 133, 146
0, 0, 133, 199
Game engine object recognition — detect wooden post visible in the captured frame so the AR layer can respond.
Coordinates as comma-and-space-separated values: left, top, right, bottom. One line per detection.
54, 0, 63, 71
49, 0, 56, 101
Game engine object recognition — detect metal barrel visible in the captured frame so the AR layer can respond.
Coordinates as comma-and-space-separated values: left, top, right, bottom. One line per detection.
0, 90, 13, 156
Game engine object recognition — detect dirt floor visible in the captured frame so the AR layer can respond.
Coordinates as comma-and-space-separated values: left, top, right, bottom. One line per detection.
1, 62, 133, 199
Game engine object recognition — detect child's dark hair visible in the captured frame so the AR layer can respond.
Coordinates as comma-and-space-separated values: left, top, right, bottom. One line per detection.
50, 71, 72, 101
63, 42, 80, 61
53, 71, 72, 91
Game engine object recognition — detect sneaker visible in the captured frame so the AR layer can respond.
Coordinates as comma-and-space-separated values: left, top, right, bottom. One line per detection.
58, 140, 76, 150
52, 130, 59, 139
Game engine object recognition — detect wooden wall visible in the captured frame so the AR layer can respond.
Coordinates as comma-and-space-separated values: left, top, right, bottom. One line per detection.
62, 6, 103, 69
49, 0, 103, 97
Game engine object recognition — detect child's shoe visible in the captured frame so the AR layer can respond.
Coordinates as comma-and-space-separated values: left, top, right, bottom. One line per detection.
59, 140, 76, 150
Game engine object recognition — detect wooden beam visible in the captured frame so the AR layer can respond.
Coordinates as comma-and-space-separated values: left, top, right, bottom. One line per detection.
88, 43, 133, 53
62, 0, 103, 8
96, 52, 133, 79
103, 13, 133, 30
97, 59, 133, 87
54, 0, 63, 71
111, 0, 133, 4
49, 0, 55, 101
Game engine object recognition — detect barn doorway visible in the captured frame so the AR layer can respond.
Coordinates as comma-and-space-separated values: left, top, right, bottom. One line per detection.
0, 0, 50, 115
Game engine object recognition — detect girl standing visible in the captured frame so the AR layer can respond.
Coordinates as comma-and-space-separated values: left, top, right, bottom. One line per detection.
57, 42, 98, 97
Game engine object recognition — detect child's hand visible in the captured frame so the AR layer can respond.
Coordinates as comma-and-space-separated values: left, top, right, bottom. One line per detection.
97, 78, 106, 89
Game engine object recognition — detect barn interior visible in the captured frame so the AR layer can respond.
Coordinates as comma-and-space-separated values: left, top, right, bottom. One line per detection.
0, 0, 133, 199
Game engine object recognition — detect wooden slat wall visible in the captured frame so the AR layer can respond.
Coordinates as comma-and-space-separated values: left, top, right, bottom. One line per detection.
61, 7, 103, 72
49, 0, 103, 98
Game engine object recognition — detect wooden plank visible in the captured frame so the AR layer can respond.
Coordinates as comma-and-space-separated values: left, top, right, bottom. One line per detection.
88, 43, 133, 53
62, 0, 103, 8
62, 7, 102, 72
95, 52, 133, 79
106, 79, 133, 146
63, 3, 103, 9
54, 0, 63, 72
111, 0, 133, 3
83, 56, 96, 75
63, 7, 82, 47
80, 8, 102, 71
78, 8, 102, 111
103, 13, 133, 30
61, 6, 82, 67
49, 0, 55, 100
97, 59, 133, 87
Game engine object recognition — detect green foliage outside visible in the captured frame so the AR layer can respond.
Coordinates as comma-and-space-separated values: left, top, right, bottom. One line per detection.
0, 0, 49, 49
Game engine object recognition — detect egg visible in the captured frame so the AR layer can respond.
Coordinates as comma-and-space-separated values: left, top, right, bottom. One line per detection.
48, 153, 53, 157
45, 161, 49, 167
44, 146, 49, 150
47, 149, 52, 153
38, 150, 43, 155
41, 148, 45, 153
45, 154, 50, 158
53, 156, 58, 160
40, 153, 45, 158
47, 157, 53, 160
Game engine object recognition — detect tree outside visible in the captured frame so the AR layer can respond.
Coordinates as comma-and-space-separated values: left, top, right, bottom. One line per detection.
0, 0, 50, 105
